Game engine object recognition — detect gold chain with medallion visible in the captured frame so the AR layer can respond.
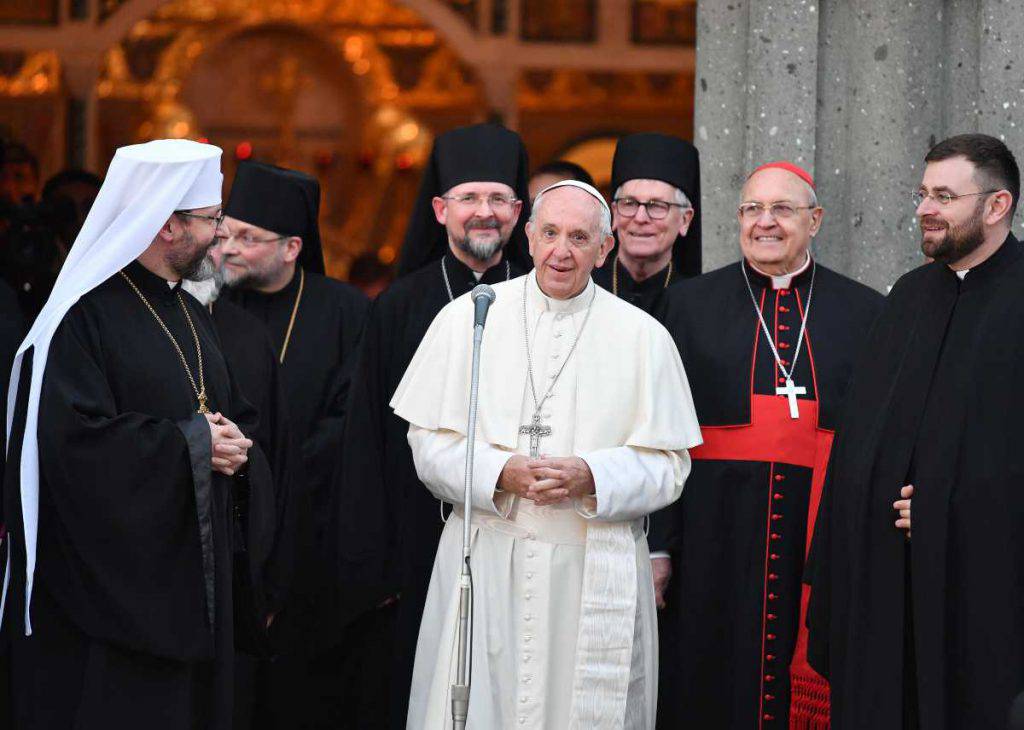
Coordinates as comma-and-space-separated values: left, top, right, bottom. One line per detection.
119, 270, 210, 414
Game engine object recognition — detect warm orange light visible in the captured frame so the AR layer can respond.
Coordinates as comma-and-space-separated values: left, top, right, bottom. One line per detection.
171, 120, 190, 137
236, 141, 253, 160
353, 59, 370, 76
377, 246, 396, 264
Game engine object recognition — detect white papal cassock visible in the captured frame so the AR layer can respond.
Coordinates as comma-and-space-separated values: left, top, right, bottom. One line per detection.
391, 270, 701, 730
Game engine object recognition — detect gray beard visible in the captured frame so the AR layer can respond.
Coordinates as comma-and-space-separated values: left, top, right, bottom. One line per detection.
181, 272, 224, 306
454, 234, 503, 263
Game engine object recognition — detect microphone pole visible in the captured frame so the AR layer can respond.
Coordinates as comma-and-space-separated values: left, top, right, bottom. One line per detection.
452, 284, 496, 730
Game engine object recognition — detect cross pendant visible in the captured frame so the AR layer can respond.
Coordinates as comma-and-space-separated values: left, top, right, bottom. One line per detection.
776, 378, 807, 419
197, 393, 210, 415
518, 412, 552, 458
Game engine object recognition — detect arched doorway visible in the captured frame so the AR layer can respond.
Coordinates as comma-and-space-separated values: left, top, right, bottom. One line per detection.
94, 0, 487, 274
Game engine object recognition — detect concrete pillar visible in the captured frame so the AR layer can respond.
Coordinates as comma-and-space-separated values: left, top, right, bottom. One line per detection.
815, 0, 944, 291
976, 0, 1024, 241
693, 0, 819, 274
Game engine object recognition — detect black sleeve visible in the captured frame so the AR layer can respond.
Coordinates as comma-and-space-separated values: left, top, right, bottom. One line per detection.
331, 299, 398, 625
37, 307, 212, 660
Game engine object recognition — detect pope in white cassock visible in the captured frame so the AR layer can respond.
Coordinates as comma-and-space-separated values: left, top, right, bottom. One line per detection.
390, 180, 702, 729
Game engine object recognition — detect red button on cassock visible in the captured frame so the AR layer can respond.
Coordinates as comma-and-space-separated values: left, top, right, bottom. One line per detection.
771, 514, 782, 521
766, 654, 776, 661
773, 493, 784, 500
766, 634, 776, 641
765, 693, 775, 701
779, 341, 791, 349
779, 306, 790, 312
764, 714, 775, 721
774, 474, 785, 481
767, 613, 777, 620
770, 553, 780, 560
765, 674, 775, 682
768, 593, 778, 601
770, 533, 781, 540
769, 573, 779, 581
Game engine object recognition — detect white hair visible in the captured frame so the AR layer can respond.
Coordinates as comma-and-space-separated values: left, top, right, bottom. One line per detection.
614, 179, 691, 210
529, 186, 613, 240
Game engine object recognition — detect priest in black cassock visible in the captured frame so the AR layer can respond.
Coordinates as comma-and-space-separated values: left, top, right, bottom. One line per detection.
592, 132, 702, 314
808, 134, 1024, 730
220, 161, 368, 728
182, 250, 298, 685
652, 161, 882, 730
333, 123, 531, 729
3, 139, 279, 729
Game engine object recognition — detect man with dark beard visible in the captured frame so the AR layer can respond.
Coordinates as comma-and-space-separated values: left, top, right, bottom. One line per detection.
219, 161, 367, 729
807, 134, 1024, 729
334, 123, 531, 729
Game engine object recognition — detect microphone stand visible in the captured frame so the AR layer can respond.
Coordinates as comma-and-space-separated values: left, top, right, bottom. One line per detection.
452, 286, 494, 729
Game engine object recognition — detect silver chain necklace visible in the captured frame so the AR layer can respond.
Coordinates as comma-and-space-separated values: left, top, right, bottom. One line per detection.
740, 260, 816, 419
442, 256, 511, 302
519, 275, 596, 456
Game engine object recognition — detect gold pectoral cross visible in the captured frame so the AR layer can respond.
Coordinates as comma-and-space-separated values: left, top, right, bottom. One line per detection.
197, 392, 210, 415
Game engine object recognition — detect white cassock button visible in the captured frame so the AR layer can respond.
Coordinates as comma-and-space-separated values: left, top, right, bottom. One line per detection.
526, 572, 534, 579
524, 635, 532, 643
519, 717, 526, 724
551, 352, 559, 359
554, 331, 563, 338
524, 615, 533, 622
520, 697, 528, 704
527, 551, 536, 558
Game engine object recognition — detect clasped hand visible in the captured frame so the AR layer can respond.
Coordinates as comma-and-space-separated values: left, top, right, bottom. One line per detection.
497, 455, 595, 507
205, 412, 252, 476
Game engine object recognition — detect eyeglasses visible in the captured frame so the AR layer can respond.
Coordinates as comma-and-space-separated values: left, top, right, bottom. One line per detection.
176, 210, 225, 229
227, 232, 287, 247
442, 193, 518, 212
912, 189, 998, 207
738, 202, 816, 220
613, 197, 687, 220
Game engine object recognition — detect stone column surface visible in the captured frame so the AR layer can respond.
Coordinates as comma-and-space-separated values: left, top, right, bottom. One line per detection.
695, 0, 1024, 292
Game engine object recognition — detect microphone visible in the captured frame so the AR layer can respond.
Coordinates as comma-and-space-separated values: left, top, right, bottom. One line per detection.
471, 284, 496, 329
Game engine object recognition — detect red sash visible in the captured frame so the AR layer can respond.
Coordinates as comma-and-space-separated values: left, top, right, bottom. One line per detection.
691, 394, 832, 729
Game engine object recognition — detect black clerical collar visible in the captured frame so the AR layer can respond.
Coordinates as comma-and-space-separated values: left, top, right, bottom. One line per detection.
952, 233, 1021, 290
443, 252, 510, 292
743, 256, 815, 290
616, 259, 672, 293
124, 259, 181, 303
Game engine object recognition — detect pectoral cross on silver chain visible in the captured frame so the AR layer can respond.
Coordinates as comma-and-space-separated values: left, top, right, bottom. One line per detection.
741, 260, 816, 420
519, 412, 553, 458
776, 378, 807, 419
520, 276, 596, 457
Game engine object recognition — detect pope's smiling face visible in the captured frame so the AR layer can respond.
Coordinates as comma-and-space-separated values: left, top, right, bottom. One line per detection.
527, 186, 613, 300
738, 168, 822, 275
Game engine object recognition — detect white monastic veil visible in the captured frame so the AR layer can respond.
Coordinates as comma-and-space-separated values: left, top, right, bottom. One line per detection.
2, 139, 223, 634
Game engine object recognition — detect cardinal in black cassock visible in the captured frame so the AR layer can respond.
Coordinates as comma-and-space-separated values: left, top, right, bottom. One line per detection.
3, 139, 279, 729
333, 123, 531, 729
652, 162, 882, 730
592, 132, 702, 314
808, 135, 1024, 730
220, 161, 368, 727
